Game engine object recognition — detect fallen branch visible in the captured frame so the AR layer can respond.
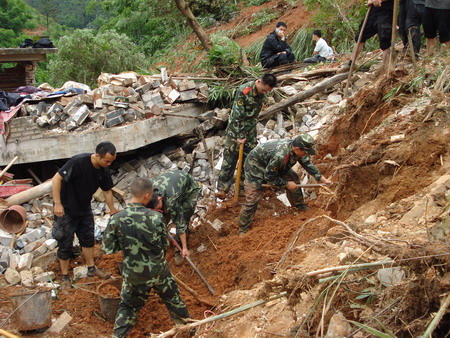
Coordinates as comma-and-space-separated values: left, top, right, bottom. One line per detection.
153, 292, 287, 337
258, 73, 348, 120
422, 292, 450, 338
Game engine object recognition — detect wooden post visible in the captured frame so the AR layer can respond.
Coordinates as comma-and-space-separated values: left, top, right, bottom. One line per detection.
0, 156, 19, 179
344, 5, 372, 98
234, 143, 245, 203
389, 0, 399, 73
5, 180, 52, 206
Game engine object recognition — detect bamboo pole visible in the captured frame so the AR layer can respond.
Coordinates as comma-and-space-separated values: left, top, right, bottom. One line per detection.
0, 329, 19, 338
0, 156, 19, 179
154, 291, 287, 338
388, 0, 399, 73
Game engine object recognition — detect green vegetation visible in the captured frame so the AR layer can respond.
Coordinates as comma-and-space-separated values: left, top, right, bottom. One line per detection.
47, 29, 145, 88
0, 0, 38, 48
304, 0, 376, 53
239, 9, 280, 36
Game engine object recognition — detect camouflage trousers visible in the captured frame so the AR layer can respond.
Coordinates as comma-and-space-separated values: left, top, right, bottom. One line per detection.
174, 185, 201, 248
113, 267, 189, 338
217, 135, 256, 193
239, 169, 305, 232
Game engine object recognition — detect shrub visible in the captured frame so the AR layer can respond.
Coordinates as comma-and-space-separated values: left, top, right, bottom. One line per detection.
48, 29, 145, 87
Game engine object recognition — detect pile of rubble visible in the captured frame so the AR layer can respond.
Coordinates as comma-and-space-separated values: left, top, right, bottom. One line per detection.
21, 70, 209, 131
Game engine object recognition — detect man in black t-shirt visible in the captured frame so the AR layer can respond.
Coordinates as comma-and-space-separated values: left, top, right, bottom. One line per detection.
52, 141, 117, 289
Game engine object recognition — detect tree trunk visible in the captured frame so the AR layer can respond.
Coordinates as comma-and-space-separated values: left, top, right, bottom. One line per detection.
5, 180, 52, 206
173, 0, 211, 51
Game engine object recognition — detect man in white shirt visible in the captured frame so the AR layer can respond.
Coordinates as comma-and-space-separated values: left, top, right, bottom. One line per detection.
304, 30, 334, 64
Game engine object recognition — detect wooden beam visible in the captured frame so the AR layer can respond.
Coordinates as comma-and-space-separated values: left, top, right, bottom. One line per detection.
258, 72, 348, 120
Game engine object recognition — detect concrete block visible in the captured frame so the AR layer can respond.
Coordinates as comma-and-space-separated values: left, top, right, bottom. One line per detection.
63, 99, 81, 114
32, 249, 56, 270
73, 265, 88, 280
45, 238, 58, 251
102, 95, 115, 105
79, 94, 93, 105
18, 253, 34, 271
5, 268, 21, 285
34, 271, 56, 283
0, 248, 10, 271
72, 105, 90, 125
198, 83, 209, 96
48, 103, 64, 116
9, 252, 20, 269
105, 115, 125, 128
36, 115, 49, 127
65, 118, 78, 131
158, 154, 172, 169
31, 266, 44, 276
0, 232, 13, 247
20, 269, 34, 287
178, 80, 196, 91
167, 89, 180, 104
179, 89, 198, 101
105, 109, 125, 121
33, 243, 48, 257
36, 101, 48, 116
136, 83, 150, 95
123, 109, 137, 122
24, 241, 40, 253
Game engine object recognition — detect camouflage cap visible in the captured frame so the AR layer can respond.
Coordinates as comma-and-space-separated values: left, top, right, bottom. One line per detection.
292, 133, 316, 155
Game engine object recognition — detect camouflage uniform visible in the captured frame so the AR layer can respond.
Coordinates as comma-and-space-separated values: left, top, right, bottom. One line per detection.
239, 139, 322, 232
150, 170, 201, 242
103, 203, 189, 338
217, 80, 265, 193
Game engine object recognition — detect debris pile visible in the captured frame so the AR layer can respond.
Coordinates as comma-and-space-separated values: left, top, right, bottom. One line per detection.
18, 71, 209, 131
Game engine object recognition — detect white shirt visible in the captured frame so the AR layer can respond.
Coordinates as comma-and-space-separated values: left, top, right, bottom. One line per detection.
314, 38, 333, 58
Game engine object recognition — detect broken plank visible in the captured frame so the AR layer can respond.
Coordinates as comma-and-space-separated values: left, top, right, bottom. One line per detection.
47, 311, 73, 334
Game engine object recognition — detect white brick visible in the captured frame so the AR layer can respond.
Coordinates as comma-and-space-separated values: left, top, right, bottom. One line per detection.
18, 253, 34, 271
44, 238, 58, 250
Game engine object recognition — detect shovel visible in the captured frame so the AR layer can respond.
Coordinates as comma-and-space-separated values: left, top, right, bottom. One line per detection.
168, 233, 215, 295
233, 142, 245, 203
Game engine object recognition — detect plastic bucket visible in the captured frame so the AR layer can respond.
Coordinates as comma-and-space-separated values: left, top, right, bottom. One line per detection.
9, 289, 52, 331
97, 278, 123, 322
0, 205, 27, 234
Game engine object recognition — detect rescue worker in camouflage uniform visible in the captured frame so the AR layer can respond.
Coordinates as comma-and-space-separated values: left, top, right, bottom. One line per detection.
103, 178, 189, 338
216, 73, 277, 200
238, 134, 332, 234
146, 170, 201, 266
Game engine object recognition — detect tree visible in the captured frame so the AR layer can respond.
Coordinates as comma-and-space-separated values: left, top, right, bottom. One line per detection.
0, 0, 37, 47
47, 29, 146, 87
173, 0, 211, 51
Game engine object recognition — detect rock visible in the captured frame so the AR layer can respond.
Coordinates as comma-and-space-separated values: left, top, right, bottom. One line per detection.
196, 243, 207, 253
34, 271, 56, 283
20, 270, 34, 287
377, 267, 405, 287
210, 219, 223, 231
18, 253, 34, 271
73, 266, 88, 280
279, 86, 297, 96
325, 311, 352, 337
45, 238, 58, 250
31, 266, 44, 276
5, 268, 21, 285
327, 94, 342, 104
265, 120, 276, 130
158, 154, 172, 169
364, 215, 377, 226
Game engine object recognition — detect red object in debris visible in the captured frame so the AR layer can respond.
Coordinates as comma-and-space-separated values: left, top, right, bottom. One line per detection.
0, 185, 32, 198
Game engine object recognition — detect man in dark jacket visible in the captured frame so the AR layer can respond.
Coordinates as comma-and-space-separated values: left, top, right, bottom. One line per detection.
260, 22, 296, 68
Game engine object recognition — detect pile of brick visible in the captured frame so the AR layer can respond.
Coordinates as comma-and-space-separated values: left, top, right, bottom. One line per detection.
23, 71, 209, 131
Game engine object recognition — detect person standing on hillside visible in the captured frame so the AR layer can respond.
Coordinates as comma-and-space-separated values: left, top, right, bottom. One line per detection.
303, 30, 334, 63
352, 0, 394, 70
422, 0, 450, 54
52, 141, 117, 289
103, 178, 190, 338
146, 170, 201, 266
398, 0, 425, 57
260, 22, 296, 68
238, 134, 332, 234
216, 73, 277, 200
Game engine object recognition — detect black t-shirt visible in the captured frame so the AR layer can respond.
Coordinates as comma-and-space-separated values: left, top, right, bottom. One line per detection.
372, 0, 394, 14
58, 153, 114, 216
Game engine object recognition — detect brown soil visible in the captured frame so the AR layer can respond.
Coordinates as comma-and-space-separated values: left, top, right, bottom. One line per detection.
99, 284, 120, 299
